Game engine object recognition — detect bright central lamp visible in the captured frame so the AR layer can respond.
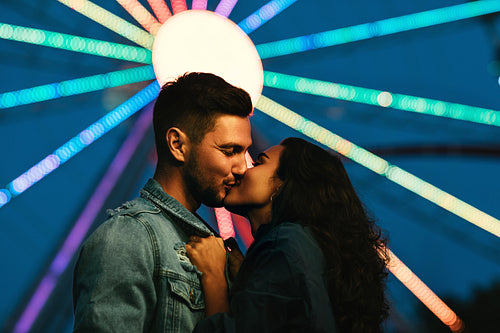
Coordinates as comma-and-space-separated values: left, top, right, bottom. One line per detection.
152, 10, 263, 106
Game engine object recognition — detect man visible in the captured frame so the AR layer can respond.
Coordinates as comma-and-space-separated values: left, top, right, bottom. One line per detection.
73, 72, 253, 332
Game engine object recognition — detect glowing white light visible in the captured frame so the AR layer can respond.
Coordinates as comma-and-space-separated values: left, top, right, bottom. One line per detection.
377, 91, 393, 107
152, 10, 263, 106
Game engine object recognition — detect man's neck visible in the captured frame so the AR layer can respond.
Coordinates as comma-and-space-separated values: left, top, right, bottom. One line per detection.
153, 167, 200, 213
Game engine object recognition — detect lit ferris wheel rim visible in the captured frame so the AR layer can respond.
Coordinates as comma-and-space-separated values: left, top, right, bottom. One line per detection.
3, 1, 500, 332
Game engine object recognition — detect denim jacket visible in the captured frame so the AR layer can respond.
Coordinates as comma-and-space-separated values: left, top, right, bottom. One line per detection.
73, 178, 213, 333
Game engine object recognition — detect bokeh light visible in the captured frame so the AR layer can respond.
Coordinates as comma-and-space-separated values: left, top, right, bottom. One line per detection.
263, 71, 500, 126
255, 95, 500, 238
386, 249, 464, 332
146, 0, 172, 23
116, 0, 162, 35
238, 0, 298, 34
215, 0, 239, 18
0, 23, 151, 63
171, 0, 188, 14
0, 82, 159, 206
257, 1, 500, 58
0, 65, 155, 109
57, 0, 154, 49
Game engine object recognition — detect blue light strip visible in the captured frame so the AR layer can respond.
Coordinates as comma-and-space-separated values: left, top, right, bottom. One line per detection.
0, 82, 160, 209
256, 0, 500, 59
0, 65, 155, 110
238, 0, 298, 35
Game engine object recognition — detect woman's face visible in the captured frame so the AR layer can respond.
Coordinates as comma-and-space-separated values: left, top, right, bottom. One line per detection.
223, 144, 284, 215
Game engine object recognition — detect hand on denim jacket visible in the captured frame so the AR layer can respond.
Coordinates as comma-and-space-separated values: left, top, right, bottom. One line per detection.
186, 235, 226, 278
186, 235, 229, 316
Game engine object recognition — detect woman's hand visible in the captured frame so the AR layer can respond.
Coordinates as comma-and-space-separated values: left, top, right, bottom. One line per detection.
186, 235, 226, 278
186, 235, 229, 316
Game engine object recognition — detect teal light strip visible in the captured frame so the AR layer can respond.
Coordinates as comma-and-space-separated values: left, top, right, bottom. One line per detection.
263, 71, 500, 126
256, 0, 500, 59
0, 23, 152, 64
255, 95, 500, 238
0, 65, 155, 109
0, 82, 160, 209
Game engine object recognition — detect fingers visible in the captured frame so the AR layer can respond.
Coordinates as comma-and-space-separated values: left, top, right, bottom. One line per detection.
189, 235, 201, 242
187, 235, 225, 250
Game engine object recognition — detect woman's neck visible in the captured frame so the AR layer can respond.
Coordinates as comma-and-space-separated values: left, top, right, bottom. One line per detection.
246, 205, 272, 236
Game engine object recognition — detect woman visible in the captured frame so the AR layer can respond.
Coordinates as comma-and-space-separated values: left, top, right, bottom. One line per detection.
186, 137, 389, 333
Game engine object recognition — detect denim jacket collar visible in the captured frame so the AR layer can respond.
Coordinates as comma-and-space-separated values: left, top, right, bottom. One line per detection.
140, 178, 213, 236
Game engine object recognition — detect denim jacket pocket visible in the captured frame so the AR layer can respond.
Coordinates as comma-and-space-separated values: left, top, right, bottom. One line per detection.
166, 273, 205, 310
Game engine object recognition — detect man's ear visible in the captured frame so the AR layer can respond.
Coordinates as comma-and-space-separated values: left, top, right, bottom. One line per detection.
166, 127, 190, 163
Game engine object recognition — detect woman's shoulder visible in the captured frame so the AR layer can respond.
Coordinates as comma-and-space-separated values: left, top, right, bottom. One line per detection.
270, 222, 313, 240
257, 222, 321, 258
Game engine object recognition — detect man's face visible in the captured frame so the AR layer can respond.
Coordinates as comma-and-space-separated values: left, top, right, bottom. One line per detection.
184, 114, 252, 208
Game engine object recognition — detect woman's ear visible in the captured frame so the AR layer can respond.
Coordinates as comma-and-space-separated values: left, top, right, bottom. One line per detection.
166, 127, 190, 163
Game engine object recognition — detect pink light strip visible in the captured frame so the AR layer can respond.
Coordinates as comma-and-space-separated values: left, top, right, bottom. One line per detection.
215, 208, 236, 239
386, 248, 464, 332
215, 0, 238, 18
116, 0, 162, 35
213, 152, 253, 240
231, 213, 253, 249
192, 0, 208, 10
57, 0, 154, 49
12, 104, 155, 333
147, 0, 172, 23
170, 0, 187, 14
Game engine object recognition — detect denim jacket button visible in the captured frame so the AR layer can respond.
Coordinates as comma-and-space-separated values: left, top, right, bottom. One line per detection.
190, 287, 195, 303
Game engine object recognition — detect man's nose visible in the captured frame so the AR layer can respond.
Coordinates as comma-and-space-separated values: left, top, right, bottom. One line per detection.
232, 153, 248, 177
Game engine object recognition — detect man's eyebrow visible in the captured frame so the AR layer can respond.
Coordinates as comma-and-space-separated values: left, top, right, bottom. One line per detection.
217, 143, 247, 151
257, 153, 269, 160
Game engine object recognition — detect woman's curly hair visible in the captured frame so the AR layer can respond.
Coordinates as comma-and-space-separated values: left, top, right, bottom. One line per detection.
271, 137, 390, 333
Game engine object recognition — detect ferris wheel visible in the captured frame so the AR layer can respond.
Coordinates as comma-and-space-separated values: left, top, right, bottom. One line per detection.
1, 1, 499, 332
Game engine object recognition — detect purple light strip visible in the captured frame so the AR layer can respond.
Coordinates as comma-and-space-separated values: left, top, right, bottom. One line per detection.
13, 103, 155, 333
192, 0, 208, 10
215, 0, 239, 18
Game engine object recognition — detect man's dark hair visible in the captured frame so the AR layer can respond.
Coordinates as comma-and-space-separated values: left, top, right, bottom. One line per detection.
153, 72, 252, 163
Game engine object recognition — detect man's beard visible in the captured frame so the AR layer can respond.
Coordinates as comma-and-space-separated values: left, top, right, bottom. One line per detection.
184, 148, 225, 208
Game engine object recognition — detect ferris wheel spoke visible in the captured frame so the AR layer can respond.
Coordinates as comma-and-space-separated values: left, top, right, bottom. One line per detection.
256, 0, 500, 59
192, 0, 208, 11
0, 82, 160, 209
385, 248, 464, 332
11, 103, 155, 333
255, 95, 500, 238
170, 0, 188, 14
0, 23, 151, 64
116, 0, 162, 35
146, 0, 172, 24
0, 65, 155, 110
214, 0, 238, 18
57, 0, 154, 49
263, 71, 500, 127
238, 0, 299, 35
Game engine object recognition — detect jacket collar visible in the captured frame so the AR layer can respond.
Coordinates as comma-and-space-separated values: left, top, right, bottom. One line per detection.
140, 178, 213, 236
